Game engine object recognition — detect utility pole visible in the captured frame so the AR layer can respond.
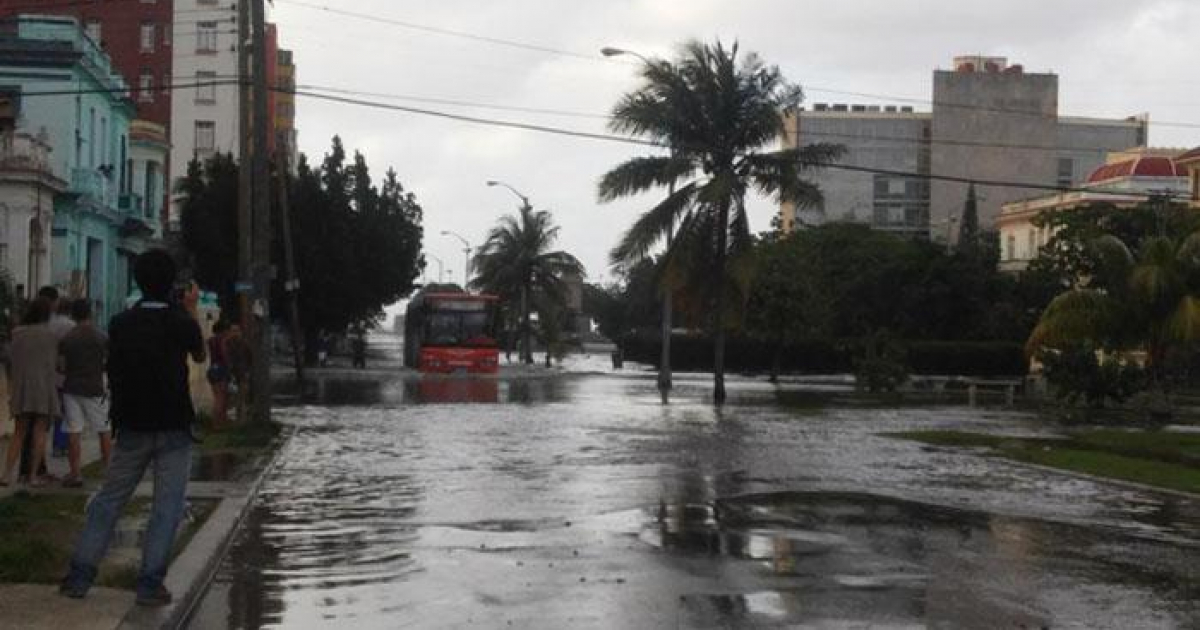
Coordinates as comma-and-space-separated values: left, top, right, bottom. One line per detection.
276, 149, 304, 384
250, 0, 272, 421
236, 0, 253, 423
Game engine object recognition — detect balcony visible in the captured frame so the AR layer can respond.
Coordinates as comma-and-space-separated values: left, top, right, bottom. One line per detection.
0, 132, 52, 172
71, 167, 113, 204
118, 192, 144, 216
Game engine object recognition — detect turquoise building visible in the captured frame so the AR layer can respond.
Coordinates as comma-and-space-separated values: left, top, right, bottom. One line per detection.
0, 15, 158, 323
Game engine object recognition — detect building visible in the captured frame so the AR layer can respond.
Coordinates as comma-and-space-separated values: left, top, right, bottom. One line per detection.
0, 16, 154, 321
781, 55, 1147, 240
0, 0, 175, 227
275, 48, 298, 172
995, 149, 1190, 273
1179, 147, 1200, 207
169, 0, 238, 230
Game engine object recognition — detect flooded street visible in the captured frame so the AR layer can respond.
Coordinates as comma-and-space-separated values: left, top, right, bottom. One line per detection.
190, 338, 1200, 629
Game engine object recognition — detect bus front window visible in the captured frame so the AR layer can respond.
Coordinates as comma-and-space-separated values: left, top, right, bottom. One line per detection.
427, 312, 461, 345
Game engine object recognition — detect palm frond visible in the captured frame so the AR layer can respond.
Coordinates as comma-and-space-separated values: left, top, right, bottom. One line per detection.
597, 156, 696, 203
608, 182, 698, 267
1167, 295, 1200, 343
1027, 289, 1118, 353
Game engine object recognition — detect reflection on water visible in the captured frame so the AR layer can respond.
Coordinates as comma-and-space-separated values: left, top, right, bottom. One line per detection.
192, 371, 1200, 629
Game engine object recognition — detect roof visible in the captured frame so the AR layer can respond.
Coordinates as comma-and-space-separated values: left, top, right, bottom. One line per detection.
1177, 147, 1200, 165
1086, 156, 1185, 183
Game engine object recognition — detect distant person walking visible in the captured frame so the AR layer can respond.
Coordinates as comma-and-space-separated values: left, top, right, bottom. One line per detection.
1, 297, 60, 487
47, 288, 75, 459
206, 320, 232, 426
351, 333, 367, 369
59, 299, 110, 487
60, 250, 205, 607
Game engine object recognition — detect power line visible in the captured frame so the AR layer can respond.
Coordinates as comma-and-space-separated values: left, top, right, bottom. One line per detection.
274, 0, 600, 61
283, 87, 1189, 201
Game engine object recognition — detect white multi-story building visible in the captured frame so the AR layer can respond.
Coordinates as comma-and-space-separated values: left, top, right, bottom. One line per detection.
169, 0, 240, 229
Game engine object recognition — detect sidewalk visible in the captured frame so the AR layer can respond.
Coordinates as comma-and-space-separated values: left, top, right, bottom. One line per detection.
0, 425, 282, 630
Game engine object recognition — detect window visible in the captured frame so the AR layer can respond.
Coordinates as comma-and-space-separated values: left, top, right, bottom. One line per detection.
140, 23, 155, 53
194, 121, 215, 153
1027, 229, 1037, 260
85, 20, 101, 44
138, 70, 154, 102
1006, 235, 1016, 261
1057, 157, 1074, 188
195, 71, 217, 103
196, 22, 217, 53
161, 71, 171, 94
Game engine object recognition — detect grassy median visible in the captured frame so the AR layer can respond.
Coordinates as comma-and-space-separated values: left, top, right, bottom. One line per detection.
890, 429, 1200, 494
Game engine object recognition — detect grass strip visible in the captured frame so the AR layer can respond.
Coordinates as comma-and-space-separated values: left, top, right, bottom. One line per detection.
889, 429, 1200, 495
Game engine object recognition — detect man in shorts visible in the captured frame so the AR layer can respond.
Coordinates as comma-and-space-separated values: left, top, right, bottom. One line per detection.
59, 299, 110, 487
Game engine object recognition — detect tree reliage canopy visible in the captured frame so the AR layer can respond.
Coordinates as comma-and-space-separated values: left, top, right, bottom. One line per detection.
178, 137, 424, 359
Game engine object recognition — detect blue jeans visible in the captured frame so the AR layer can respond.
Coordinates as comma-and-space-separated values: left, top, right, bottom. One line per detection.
66, 430, 192, 596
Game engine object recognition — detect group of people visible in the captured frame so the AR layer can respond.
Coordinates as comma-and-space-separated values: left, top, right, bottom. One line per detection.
1, 286, 110, 488
205, 319, 251, 426
1, 250, 210, 607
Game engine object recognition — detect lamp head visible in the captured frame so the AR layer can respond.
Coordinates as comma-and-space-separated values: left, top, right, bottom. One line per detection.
600, 47, 625, 57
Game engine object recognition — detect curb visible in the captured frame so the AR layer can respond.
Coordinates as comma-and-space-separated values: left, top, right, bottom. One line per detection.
117, 428, 293, 630
1001, 457, 1200, 502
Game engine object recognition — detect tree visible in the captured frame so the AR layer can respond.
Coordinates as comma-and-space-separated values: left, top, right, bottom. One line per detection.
598, 39, 842, 403
958, 183, 979, 250
745, 233, 832, 381
181, 137, 424, 363
1029, 221, 1200, 410
470, 204, 583, 364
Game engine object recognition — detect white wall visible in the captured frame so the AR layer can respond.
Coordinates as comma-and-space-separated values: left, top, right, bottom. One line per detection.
169, 0, 240, 227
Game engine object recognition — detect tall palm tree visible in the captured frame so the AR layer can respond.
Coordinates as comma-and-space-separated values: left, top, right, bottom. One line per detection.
1029, 231, 1200, 401
598, 39, 842, 403
470, 204, 584, 364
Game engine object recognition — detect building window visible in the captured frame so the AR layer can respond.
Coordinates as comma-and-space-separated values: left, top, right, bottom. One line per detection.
1027, 229, 1037, 260
195, 71, 217, 103
196, 22, 218, 53
140, 23, 155, 53
85, 20, 101, 44
194, 121, 216, 154
1057, 158, 1074, 189
163, 22, 171, 47
1006, 235, 1016, 261
138, 71, 154, 102
161, 71, 171, 94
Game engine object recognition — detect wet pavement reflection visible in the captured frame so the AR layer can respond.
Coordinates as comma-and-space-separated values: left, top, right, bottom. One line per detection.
190, 346, 1200, 629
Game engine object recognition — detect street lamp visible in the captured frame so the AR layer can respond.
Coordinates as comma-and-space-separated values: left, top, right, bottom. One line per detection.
486, 180, 530, 209
425, 253, 444, 284
441, 230, 473, 287
601, 47, 650, 64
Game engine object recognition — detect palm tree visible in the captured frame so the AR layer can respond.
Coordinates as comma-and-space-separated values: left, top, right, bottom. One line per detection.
470, 204, 584, 364
1029, 230, 1200, 405
598, 39, 842, 403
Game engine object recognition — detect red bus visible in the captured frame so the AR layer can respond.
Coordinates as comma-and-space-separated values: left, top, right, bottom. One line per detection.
403, 290, 501, 374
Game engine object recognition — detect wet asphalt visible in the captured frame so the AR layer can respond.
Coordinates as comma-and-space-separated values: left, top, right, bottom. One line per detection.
187, 338, 1200, 629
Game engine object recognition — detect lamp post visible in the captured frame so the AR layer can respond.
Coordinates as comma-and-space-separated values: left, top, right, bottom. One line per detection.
486, 180, 530, 209
441, 230, 472, 287
486, 179, 534, 363
603, 44, 676, 395
425, 253, 444, 284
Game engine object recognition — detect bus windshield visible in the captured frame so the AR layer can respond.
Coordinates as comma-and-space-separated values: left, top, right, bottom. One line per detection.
426, 309, 495, 347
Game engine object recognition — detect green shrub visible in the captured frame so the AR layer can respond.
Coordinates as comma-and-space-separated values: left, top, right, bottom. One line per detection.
1038, 342, 1145, 408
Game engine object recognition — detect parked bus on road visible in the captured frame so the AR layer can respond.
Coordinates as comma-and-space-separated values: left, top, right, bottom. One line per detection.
403, 289, 501, 374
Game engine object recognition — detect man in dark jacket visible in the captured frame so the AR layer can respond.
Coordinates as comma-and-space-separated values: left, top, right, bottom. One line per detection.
60, 250, 205, 607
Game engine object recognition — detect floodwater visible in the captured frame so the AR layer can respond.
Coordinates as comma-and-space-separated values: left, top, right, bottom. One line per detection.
189, 337, 1200, 629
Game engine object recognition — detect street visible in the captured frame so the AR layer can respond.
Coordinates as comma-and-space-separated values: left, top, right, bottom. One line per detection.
189, 342, 1200, 629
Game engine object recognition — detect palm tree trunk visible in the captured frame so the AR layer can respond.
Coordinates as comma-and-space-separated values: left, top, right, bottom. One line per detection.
712, 198, 730, 405
520, 284, 532, 364
658, 283, 673, 392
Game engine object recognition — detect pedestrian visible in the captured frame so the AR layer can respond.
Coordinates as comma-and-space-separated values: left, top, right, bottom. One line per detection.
1, 296, 60, 487
59, 250, 206, 606
59, 299, 111, 487
206, 320, 231, 427
225, 323, 251, 420
46, 288, 75, 459
351, 333, 366, 369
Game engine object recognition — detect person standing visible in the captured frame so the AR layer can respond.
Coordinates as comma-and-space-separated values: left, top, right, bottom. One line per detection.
47, 288, 75, 459
1, 297, 60, 487
59, 251, 205, 606
59, 299, 111, 487
206, 320, 231, 427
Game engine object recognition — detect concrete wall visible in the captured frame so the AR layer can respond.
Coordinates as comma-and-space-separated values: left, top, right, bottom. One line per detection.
783, 111, 930, 236
169, 0, 240, 229
929, 69, 1059, 240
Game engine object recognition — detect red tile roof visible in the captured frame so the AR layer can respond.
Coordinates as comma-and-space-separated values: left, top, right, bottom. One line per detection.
1177, 147, 1200, 165
1087, 156, 1185, 183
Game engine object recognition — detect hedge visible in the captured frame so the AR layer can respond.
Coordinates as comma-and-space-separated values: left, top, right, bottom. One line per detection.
618, 333, 1027, 377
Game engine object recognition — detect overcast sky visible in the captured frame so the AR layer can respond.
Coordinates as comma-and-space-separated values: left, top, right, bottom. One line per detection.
267, 0, 1200, 299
